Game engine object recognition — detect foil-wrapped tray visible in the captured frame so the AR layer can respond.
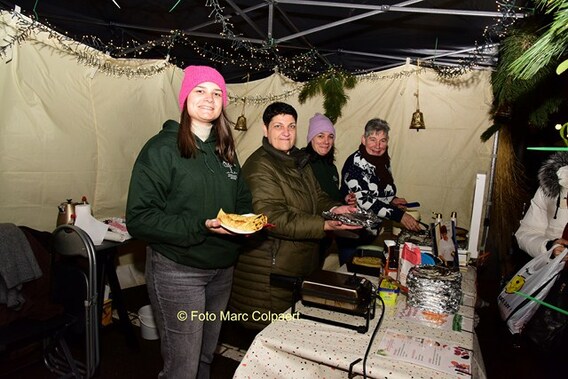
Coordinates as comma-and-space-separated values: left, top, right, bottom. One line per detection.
406, 265, 462, 314
322, 209, 380, 231
397, 225, 433, 247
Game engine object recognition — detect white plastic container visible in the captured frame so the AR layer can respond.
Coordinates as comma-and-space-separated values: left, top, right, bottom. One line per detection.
138, 305, 159, 340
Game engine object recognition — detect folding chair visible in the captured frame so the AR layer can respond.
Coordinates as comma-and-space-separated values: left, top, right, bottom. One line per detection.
51, 225, 100, 378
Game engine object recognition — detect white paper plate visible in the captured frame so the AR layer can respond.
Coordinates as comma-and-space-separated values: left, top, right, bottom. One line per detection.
220, 213, 261, 234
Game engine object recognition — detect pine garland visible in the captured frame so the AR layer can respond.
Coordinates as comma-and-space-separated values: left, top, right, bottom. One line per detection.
298, 68, 357, 124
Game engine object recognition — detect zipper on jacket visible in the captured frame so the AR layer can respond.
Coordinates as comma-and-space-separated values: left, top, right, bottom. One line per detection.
271, 239, 280, 266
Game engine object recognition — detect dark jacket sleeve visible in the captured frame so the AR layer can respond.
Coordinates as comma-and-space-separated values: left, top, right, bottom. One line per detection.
235, 161, 254, 215
126, 145, 208, 247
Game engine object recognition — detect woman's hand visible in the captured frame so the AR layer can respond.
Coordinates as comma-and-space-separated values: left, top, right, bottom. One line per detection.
400, 213, 421, 232
331, 205, 358, 214
205, 219, 234, 235
344, 192, 357, 206
391, 197, 407, 210
324, 220, 362, 231
552, 238, 568, 257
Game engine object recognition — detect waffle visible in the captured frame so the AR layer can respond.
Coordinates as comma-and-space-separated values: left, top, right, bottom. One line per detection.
217, 209, 267, 232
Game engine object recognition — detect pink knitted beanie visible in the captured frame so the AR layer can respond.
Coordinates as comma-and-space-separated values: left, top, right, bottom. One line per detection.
178, 66, 228, 110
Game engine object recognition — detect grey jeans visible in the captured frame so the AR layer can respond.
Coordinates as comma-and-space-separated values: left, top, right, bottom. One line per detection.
146, 248, 234, 379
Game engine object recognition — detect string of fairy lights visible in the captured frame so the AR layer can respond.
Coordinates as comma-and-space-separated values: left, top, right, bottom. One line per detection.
424, 0, 529, 78
0, 0, 528, 103
0, 11, 172, 78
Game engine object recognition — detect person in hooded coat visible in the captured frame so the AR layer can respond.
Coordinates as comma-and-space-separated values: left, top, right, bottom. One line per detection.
301, 113, 356, 264
515, 152, 568, 258
514, 152, 568, 379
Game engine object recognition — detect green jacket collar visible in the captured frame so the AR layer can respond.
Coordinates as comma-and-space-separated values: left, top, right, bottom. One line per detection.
261, 137, 309, 169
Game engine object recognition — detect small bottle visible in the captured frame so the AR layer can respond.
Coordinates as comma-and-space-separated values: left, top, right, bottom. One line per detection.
451, 211, 457, 226
434, 212, 442, 224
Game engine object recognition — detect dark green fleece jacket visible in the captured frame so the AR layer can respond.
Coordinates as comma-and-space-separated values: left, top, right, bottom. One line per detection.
126, 120, 252, 269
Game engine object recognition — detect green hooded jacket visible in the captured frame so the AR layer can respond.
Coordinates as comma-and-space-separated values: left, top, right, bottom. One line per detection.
126, 120, 252, 269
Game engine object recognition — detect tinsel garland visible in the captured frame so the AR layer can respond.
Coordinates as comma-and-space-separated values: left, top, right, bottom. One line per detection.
1, 0, 528, 82
228, 68, 432, 106
0, 7, 512, 107
1, 11, 439, 107
0, 11, 171, 78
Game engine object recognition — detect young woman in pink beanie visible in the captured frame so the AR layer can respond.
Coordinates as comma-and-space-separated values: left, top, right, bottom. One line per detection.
126, 65, 252, 378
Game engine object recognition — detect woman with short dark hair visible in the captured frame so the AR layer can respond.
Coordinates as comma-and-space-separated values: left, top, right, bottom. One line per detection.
229, 102, 359, 329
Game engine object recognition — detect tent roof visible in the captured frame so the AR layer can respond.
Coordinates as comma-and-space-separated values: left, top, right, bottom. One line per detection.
0, 0, 529, 82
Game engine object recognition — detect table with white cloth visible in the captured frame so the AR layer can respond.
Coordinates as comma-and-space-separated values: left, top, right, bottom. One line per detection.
233, 266, 486, 379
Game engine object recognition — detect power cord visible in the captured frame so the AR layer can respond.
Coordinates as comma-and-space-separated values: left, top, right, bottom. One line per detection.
363, 286, 386, 378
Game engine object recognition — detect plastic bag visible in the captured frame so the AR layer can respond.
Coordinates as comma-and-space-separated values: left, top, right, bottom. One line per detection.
498, 248, 568, 334
524, 266, 568, 351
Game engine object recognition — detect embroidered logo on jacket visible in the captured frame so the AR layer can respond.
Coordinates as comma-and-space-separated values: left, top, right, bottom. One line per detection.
223, 161, 238, 180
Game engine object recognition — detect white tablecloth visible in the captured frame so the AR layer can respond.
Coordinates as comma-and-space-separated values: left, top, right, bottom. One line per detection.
233, 267, 486, 379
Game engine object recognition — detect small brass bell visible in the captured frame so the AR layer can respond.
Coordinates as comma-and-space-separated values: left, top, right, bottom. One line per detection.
235, 115, 247, 131
409, 110, 425, 131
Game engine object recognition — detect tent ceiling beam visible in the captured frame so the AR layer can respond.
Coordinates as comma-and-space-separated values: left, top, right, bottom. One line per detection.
276, 0, 423, 43
279, 0, 526, 18
421, 44, 499, 61
274, 3, 319, 52
225, 0, 266, 39
268, 1, 274, 40
337, 43, 498, 63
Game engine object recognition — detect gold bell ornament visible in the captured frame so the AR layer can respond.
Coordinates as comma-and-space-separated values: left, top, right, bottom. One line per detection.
409, 60, 426, 131
235, 113, 247, 131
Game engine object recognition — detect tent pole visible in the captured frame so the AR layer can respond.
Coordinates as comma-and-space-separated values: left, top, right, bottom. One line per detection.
480, 130, 499, 252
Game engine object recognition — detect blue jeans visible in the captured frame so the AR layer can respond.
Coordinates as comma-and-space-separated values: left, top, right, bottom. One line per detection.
146, 248, 234, 379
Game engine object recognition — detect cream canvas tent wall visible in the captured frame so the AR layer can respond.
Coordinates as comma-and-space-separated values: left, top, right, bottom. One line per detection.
0, 11, 494, 244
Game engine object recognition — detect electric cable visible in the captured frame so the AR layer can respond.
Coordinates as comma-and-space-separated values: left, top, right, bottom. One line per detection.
362, 285, 386, 379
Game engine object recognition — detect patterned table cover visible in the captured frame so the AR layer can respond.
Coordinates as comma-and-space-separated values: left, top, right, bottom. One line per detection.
233, 266, 486, 379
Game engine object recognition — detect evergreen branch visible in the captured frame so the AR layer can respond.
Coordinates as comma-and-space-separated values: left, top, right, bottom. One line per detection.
508, 0, 568, 79
298, 68, 358, 123
298, 78, 322, 103
492, 28, 552, 105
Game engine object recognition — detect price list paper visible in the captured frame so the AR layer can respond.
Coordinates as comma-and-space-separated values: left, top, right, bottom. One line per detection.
376, 329, 472, 377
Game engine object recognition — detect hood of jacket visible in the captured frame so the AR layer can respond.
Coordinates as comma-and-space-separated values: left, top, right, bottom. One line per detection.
538, 152, 568, 198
